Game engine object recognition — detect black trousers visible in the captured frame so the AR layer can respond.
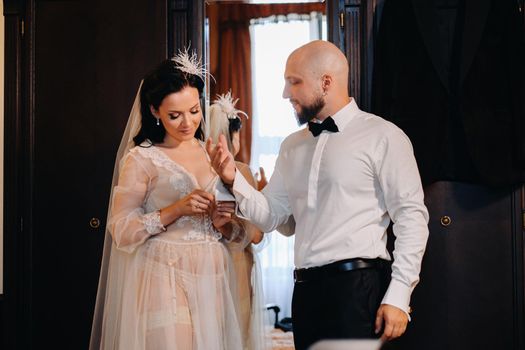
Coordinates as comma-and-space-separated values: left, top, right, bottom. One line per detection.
291, 267, 389, 350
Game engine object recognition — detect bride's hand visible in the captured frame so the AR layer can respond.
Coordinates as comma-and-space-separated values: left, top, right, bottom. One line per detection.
176, 189, 214, 216
211, 201, 236, 230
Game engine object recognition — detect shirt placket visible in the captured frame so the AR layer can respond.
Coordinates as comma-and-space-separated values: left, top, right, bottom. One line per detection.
296, 133, 329, 266
307, 133, 329, 210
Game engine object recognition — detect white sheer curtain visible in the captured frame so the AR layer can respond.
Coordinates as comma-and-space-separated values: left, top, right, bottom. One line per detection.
249, 13, 326, 319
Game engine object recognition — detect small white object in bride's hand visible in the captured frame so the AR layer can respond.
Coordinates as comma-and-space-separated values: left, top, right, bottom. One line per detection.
215, 180, 236, 202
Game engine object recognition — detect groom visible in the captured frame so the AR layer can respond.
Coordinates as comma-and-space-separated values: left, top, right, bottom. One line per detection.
207, 40, 429, 350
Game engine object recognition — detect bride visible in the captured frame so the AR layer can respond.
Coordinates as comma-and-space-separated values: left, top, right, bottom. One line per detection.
90, 51, 248, 350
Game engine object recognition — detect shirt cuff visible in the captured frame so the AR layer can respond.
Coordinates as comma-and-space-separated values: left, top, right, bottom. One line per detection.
232, 170, 255, 219
232, 169, 255, 199
381, 278, 413, 321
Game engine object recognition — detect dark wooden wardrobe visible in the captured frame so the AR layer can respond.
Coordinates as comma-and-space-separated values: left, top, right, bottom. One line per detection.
2, 0, 168, 348
338, 1, 525, 349
2, 0, 209, 348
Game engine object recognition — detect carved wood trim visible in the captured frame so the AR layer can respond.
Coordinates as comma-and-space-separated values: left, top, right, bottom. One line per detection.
168, 0, 204, 58
3, 0, 35, 347
344, 2, 362, 106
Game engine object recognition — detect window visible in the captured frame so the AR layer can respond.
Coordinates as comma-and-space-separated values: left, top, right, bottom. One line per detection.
250, 12, 326, 318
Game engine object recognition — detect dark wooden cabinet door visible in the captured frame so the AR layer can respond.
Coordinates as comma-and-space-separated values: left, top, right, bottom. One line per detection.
33, 4, 100, 346
24, 0, 165, 348
0, 1, 203, 349
393, 182, 524, 350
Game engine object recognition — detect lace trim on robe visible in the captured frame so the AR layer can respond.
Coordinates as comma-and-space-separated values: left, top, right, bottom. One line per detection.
142, 210, 167, 235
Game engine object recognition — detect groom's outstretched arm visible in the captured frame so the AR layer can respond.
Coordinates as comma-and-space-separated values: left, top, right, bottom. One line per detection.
206, 135, 292, 232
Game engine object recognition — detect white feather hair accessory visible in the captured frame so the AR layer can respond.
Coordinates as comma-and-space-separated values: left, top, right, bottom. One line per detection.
171, 48, 214, 82
212, 90, 249, 120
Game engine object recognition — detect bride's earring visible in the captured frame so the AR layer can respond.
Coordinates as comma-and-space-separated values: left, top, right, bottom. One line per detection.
150, 106, 161, 126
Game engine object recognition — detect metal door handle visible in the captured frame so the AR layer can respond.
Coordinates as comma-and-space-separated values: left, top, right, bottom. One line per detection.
89, 217, 101, 229
440, 215, 451, 227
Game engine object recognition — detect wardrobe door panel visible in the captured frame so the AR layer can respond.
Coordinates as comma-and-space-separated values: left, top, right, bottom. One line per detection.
30, 0, 166, 347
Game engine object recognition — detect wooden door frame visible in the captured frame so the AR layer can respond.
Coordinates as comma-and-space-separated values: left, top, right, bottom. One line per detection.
3, 0, 34, 348
168, 0, 205, 58
330, 0, 384, 110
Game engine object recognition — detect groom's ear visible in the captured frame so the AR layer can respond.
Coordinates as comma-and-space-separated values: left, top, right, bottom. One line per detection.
321, 74, 332, 93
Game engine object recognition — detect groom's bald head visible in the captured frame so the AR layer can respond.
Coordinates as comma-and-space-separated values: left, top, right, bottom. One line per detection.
286, 40, 349, 91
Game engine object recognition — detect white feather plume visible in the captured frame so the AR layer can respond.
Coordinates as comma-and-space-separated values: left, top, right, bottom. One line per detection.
212, 90, 249, 120
171, 48, 213, 82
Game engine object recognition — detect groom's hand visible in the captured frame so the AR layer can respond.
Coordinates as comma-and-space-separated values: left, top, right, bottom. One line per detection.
375, 304, 408, 341
206, 134, 236, 185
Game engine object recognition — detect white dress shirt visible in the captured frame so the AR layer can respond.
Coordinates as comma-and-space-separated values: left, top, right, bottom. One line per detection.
232, 99, 429, 313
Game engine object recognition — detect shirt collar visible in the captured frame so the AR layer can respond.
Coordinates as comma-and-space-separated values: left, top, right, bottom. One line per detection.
331, 98, 359, 132
312, 98, 359, 132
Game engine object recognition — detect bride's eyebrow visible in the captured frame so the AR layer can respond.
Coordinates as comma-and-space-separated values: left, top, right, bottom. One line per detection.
167, 103, 200, 113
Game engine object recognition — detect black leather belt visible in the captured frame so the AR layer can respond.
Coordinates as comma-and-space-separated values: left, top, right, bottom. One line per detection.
294, 258, 387, 283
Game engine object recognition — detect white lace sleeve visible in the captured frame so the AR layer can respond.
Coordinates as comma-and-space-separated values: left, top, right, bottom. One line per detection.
142, 209, 167, 234
108, 151, 162, 253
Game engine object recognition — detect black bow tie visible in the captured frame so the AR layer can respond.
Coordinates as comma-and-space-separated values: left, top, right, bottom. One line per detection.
308, 116, 339, 137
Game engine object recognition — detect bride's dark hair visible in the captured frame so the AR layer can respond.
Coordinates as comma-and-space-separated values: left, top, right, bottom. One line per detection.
133, 59, 205, 146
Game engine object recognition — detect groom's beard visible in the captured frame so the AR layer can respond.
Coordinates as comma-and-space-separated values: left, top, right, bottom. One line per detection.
295, 96, 325, 126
